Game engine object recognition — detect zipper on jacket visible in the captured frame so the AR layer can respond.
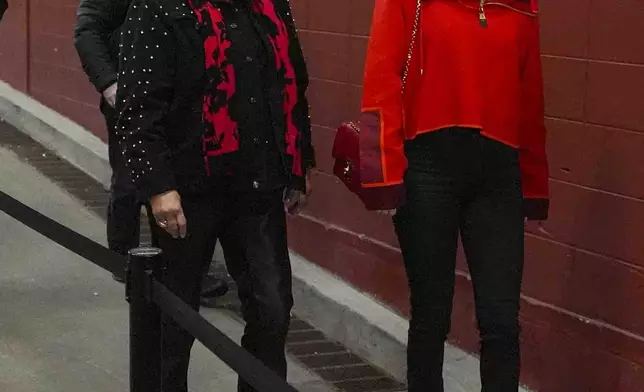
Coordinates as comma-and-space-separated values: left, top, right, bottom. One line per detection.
486, 2, 538, 17
478, 0, 488, 27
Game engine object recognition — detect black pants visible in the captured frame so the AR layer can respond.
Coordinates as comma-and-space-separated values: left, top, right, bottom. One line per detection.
394, 129, 524, 392
151, 190, 293, 392
103, 101, 150, 268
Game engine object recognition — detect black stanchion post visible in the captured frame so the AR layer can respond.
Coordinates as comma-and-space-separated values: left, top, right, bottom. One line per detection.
127, 247, 164, 392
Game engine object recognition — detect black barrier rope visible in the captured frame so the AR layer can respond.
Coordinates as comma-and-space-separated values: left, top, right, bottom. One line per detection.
0, 190, 124, 275
152, 280, 299, 392
0, 189, 299, 392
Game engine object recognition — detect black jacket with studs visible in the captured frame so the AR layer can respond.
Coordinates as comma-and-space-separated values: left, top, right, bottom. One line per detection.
115, 0, 315, 200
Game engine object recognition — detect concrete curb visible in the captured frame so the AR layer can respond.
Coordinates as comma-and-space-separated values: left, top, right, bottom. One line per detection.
289, 252, 410, 381
290, 253, 497, 391
0, 81, 111, 189
0, 81, 530, 392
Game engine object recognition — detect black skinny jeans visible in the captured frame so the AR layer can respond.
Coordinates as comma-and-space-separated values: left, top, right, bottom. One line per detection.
394, 129, 525, 392
151, 189, 293, 392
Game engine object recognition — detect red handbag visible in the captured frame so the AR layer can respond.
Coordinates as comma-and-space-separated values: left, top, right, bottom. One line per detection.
332, 0, 421, 211
530, 0, 539, 12
332, 120, 405, 211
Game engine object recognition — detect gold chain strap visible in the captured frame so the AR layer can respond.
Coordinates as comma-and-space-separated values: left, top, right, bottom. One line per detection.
401, 0, 422, 94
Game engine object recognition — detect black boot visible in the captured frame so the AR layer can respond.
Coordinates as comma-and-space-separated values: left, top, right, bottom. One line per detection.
201, 275, 230, 299
112, 273, 126, 283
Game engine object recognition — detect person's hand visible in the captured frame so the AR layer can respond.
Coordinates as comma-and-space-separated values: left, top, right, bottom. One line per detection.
103, 83, 117, 108
284, 171, 313, 214
151, 190, 187, 239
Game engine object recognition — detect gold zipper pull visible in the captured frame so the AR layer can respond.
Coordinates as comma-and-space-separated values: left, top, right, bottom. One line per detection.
479, 0, 488, 27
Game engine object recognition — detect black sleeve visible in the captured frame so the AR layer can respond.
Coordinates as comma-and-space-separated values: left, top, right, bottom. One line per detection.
0, 0, 8, 22
115, 0, 176, 199
74, 0, 129, 93
278, 0, 315, 172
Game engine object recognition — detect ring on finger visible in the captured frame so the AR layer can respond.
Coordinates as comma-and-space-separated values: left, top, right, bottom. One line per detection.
157, 220, 168, 228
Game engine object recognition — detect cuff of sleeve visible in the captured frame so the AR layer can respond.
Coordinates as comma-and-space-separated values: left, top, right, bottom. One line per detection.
290, 176, 306, 192
303, 144, 316, 170
361, 183, 406, 211
95, 73, 118, 94
138, 165, 176, 201
524, 198, 549, 221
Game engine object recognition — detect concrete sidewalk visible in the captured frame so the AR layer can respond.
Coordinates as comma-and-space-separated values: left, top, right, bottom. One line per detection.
0, 146, 334, 392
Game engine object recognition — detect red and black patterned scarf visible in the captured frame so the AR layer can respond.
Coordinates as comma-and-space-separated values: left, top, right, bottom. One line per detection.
186, 0, 302, 176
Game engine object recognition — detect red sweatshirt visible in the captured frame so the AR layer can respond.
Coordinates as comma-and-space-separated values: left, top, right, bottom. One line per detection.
360, 0, 549, 219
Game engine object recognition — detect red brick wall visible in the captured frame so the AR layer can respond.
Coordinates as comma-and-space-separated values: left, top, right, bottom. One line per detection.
0, 0, 28, 90
288, 0, 644, 391
1, 0, 644, 390
0, 0, 107, 140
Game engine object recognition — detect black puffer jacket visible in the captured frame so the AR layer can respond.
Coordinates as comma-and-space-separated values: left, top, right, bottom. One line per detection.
74, 0, 131, 93
116, 0, 315, 199
0, 0, 8, 21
